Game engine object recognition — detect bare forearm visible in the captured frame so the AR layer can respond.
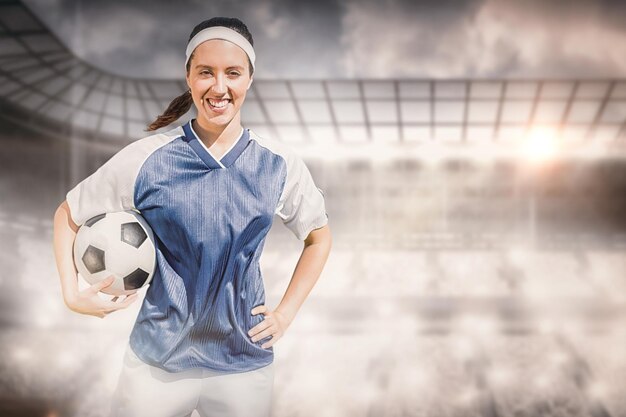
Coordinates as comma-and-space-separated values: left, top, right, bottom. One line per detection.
53, 202, 80, 305
275, 239, 331, 324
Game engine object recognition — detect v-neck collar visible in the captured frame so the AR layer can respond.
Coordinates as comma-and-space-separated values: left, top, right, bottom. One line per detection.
182, 119, 250, 169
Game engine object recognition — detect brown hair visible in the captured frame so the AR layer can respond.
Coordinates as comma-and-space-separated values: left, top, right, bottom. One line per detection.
145, 17, 255, 132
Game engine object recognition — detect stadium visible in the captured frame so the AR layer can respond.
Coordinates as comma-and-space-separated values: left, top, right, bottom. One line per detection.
0, 0, 625, 416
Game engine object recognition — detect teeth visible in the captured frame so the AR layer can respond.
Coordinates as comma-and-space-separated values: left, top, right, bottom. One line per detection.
208, 98, 229, 108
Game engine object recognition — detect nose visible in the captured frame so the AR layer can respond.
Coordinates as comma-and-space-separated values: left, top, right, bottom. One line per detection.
211, 73, 228, 94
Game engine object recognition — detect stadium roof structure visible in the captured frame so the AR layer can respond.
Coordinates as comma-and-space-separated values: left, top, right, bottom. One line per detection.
1, 0, 625, 159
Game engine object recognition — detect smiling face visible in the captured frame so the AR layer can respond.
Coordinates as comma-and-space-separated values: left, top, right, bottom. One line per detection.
185, 39, 253, 129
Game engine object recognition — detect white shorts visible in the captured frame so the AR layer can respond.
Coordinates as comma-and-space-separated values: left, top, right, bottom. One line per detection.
109, 344, 274, 417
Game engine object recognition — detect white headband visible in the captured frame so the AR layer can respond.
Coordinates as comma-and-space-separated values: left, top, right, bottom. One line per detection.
185, 26, 255, 71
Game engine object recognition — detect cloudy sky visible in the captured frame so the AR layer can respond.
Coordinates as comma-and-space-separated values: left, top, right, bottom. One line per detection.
22, 0, 626, 80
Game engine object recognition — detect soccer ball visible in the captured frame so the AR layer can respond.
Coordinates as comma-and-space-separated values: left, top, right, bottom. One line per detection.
73, 210, 157, 296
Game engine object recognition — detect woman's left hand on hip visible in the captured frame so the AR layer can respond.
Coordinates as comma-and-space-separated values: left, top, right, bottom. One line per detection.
248, 305, 290, 349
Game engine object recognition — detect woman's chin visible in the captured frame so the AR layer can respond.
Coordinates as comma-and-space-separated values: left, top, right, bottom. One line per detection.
201, 106, 239, 125
202, 103, 231, 121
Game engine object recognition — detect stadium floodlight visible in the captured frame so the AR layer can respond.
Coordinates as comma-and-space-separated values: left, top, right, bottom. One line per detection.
523, 126, 558, 163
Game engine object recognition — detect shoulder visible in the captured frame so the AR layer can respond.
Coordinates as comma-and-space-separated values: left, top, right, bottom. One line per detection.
247, 128, 302, 168
106, 125, 184, 167
124, 125, 184, 156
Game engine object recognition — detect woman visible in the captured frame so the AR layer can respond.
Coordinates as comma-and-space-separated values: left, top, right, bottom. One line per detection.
52, 17, 332, 417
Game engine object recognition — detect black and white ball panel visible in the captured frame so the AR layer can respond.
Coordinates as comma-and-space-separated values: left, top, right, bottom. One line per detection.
121, 222, 148, 248
84, 213, 106, 227
82, 245, 105, 274
73, 211, 156, 296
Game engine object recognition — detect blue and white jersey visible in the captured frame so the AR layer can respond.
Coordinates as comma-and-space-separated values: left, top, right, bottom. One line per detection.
66, 118, 329, 373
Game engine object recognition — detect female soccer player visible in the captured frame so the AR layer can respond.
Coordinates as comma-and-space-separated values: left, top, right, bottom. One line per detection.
52, 17, 332, 417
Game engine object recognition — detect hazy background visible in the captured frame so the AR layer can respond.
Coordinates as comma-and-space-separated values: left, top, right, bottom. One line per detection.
21, 0, 626, 79
0, 0, 625, 416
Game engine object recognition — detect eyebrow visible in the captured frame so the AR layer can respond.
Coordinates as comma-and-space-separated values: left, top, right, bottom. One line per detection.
195, 64, 245, 70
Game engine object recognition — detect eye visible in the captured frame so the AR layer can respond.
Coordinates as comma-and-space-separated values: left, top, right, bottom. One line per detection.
230, 72, 241, 76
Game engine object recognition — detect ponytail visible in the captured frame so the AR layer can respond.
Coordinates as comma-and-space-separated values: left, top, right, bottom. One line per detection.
145, 89, 194, 132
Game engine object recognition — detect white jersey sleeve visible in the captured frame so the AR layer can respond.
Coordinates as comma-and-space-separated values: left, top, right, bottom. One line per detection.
275, 150, 329, 241
66, 146, 137, 227
65, 129, 181, 227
